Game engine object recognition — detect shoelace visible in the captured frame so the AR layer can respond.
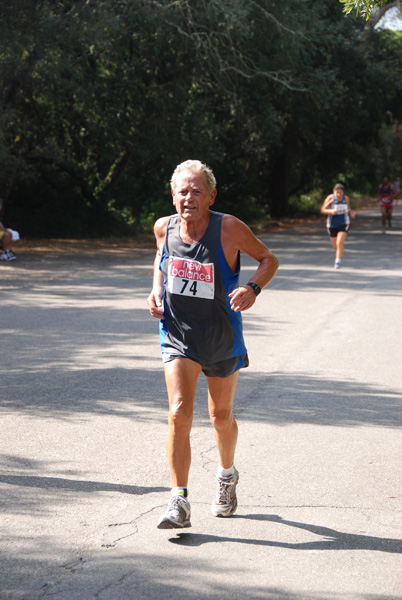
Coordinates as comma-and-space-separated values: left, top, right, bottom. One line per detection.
217, 477, 235, 503
168, 495, 186, 514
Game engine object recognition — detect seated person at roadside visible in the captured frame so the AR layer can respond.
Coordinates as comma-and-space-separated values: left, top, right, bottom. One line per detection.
0, 222, 19, 261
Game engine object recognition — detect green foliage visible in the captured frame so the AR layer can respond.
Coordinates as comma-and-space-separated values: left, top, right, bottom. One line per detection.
339, 0, 388, 20
288, 190, 324, 217
1, 0, 402, 237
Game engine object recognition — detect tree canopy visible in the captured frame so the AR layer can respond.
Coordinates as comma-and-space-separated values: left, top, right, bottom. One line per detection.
1, 0, 402, 237
340, 0, 392, 20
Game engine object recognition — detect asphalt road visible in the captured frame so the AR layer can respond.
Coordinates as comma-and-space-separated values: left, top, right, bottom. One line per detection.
1, 205, 401, 600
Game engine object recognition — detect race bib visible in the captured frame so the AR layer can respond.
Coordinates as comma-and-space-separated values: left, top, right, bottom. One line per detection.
335, 204, 347, 214
167, 257, 215, 300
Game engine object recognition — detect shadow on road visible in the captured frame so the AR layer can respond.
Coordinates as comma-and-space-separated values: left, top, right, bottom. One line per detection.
0, 474, 168, 496
234, 372, 402, 429
170, 513, 402, 554
1, 367, 401, 429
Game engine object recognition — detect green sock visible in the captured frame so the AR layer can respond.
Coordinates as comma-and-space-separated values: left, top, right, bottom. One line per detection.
171, 487, 188, 498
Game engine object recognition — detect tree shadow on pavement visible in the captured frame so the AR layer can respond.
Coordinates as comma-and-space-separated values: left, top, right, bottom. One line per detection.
170, 513, 402, 554
1, 367, 401, 429
0, 474, 168, 495
198, 371, 402, 429
4, 549, 392, 600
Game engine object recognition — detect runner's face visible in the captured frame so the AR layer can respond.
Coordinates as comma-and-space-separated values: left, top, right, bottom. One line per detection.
172, 170, 216, 221
334, 188, 343, 200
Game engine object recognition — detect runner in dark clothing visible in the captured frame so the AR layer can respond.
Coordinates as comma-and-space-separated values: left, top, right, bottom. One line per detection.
147, 160, 279, 529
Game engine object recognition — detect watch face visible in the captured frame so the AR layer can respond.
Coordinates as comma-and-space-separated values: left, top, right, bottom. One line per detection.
249, 283, 261, 296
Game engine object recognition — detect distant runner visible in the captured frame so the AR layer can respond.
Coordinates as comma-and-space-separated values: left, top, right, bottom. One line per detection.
321, 183, 355, 269
377, 176, 397, 233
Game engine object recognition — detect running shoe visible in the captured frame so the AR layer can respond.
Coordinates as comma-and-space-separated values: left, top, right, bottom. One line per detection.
0, 250, 16, 261
334, 259, 341, 269
157, 495, 191, 529
211, 468, 239, 517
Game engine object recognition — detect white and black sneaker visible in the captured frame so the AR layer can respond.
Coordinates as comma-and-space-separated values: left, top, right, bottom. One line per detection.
211, 468, 239, 517
0, 250, 16, 261
157, 495, 191, 529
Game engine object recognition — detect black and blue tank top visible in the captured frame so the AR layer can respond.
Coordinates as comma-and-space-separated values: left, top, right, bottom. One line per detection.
159, 211, 247, 365
327, 194, 350, 229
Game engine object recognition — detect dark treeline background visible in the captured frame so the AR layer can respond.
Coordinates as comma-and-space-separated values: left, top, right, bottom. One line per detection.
1, 0, 402, 238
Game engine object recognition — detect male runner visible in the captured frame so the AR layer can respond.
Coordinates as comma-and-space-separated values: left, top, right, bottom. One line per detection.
147, 160, 279, 529
377, 175, 397, 233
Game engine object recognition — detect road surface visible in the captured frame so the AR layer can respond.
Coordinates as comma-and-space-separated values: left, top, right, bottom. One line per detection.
1, 205, 401, 599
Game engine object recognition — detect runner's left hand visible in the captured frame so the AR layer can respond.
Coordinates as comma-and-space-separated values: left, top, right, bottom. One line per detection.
228, 286, 256, 312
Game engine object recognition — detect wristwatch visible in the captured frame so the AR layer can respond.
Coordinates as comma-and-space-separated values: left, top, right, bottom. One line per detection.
247, 282, 261, 296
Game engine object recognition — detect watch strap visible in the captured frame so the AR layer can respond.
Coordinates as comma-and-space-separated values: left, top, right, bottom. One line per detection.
247, 282, 261, 296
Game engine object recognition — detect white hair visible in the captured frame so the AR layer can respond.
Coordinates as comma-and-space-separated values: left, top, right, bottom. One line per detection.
170, 160, 216, 192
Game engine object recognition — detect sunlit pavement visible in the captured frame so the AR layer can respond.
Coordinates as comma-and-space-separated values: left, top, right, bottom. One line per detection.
1, 204, 401, 600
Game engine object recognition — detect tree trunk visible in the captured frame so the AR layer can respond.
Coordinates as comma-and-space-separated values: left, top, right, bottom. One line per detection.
268, 152, 289, 218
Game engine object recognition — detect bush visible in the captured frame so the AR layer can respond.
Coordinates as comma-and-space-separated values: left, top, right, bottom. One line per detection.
288, 189, 324, 216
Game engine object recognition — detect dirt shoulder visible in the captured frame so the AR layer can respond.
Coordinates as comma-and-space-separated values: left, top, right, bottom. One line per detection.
14, 235, 156, 257
13, 197, 378, 256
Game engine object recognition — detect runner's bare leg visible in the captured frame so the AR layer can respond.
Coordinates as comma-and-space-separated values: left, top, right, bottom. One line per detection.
207, 371, 239, 469
164, 357, 201, 487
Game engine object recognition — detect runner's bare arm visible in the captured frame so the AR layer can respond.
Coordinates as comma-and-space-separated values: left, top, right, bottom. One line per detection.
221, 215, 279, 312
321, 195, 336, 215
147, 217, 169, 319
345, 195, 356, 219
